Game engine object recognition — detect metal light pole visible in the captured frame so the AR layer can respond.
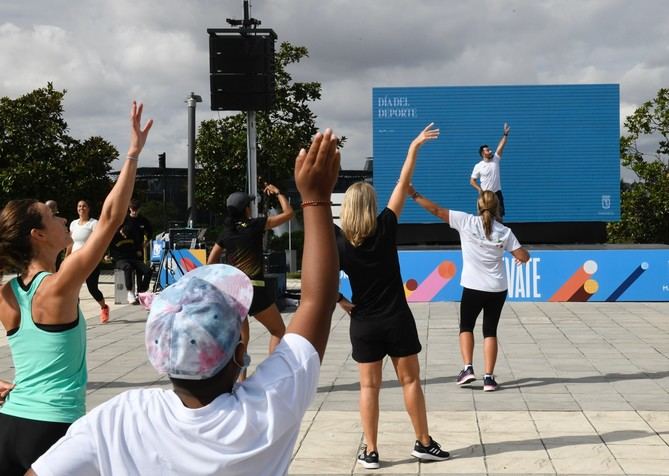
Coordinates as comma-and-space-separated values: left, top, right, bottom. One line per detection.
246, 110, 258, 217
186, 92, 202, 228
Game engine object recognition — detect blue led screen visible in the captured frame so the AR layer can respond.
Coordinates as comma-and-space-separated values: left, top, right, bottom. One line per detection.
372, 84, 620, 223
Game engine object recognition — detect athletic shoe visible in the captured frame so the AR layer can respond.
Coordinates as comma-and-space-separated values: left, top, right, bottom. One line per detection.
357, 444, 380, 469
100, 305, 110, 324
483, 375, 499, 392
127, 291, 136, 304
411, 437, 450, 461
456, 366, 476, 385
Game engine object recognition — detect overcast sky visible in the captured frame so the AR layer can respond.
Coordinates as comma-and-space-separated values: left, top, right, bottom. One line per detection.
1, 0, 667, 175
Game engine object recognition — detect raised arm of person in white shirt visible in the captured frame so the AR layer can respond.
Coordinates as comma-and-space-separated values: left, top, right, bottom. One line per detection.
495, 122, 510, 158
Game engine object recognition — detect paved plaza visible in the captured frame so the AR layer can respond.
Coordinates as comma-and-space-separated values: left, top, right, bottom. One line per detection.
1, 272, 668, 475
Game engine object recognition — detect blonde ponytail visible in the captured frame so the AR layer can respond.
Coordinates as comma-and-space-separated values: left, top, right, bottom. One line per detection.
477, 191, 500, 240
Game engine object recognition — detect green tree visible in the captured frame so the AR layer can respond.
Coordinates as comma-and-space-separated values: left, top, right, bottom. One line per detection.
0, 83, 117, 220
608, 88, 669, 243
195, 42, 323, 219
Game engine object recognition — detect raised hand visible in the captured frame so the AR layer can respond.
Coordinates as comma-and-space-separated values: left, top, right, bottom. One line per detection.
295, 129, 340, 202
503, 123, 510, 135
127, 101, 154, 158
263, 184, 280, 196
412, 122, 440, 147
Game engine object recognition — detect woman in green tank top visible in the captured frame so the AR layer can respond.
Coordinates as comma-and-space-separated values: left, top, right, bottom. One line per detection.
0, 102, 153, 475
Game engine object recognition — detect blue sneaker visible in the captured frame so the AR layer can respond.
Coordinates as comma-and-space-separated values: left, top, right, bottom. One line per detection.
456, 366, 476, 386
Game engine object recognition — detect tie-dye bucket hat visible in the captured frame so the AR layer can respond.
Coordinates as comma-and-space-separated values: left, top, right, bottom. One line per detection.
145, 264, 253, 380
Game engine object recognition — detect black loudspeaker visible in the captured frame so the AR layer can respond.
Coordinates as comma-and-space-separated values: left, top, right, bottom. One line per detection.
209, 35, 275, 111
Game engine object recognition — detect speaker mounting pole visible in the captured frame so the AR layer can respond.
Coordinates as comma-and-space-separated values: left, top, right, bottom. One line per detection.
208, 1, 277, 219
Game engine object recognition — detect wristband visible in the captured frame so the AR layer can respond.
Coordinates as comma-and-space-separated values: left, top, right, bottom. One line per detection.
127, 155, 139, 161
410, 191, 420, 199
301, 200, 332, 208
503, 133, 509, 137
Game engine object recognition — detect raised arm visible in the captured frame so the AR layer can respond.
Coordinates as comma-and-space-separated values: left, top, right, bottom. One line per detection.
263, 183, 294, 230
387, 123, 439, 218
407, 184, 451, 223
495, 122, 510, 158
286, 129, 340, 361
54, 102, 153, 296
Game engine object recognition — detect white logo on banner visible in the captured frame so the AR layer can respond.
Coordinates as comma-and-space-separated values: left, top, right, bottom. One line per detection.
505, 257, 542, 298
601, 195, 611, 209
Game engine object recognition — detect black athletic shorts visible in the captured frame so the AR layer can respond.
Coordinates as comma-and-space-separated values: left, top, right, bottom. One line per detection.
349, 313, 422, 363
0, 412, 71, 476
249, 283, 275, 316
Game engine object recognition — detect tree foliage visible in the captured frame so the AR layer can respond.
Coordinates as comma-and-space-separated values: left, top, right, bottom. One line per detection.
195, 42, 323, 218
608, 88, 669, 243
0, 83, 117, 220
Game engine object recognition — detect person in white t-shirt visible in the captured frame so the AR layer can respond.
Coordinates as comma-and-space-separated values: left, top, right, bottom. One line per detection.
28, 128, 341, 476
470, 123, 510, 218
407, 187, 529, 391
65, 200, 110, 324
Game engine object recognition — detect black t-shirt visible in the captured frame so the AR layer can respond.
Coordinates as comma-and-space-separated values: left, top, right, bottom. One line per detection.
216, 217, 267, 280
124, 215, 153, 252
336, 208, 412, 320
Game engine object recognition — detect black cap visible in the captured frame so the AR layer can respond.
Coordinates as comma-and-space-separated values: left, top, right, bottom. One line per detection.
226, 192, 254, 213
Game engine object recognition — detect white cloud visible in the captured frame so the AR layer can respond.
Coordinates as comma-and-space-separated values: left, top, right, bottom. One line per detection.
0, 0, 668, 172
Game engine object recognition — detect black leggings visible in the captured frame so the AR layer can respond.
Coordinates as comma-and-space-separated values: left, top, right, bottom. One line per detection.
0, 413, 70, 476
116, 259, 152, 293
86, 264, 104, 302
459, 287, 508, 338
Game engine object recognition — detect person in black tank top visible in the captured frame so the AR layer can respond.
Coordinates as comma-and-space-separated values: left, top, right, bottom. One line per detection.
336, 124, 450, 468
208, 184, 294, 380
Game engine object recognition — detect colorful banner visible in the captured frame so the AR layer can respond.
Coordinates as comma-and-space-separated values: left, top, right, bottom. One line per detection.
339, 249, 669, 302
152, 243, 207, 289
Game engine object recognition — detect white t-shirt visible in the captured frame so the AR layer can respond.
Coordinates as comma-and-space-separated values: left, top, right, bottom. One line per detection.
32, 333, 320, 476
471, 153, 502, 192
69, 219, 98, 253
449, 210, 521, 292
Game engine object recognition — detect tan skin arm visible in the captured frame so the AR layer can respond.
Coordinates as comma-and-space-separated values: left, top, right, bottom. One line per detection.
285, 129, 340, 362
207, 243, 224, 265
511, 246, 530, 265
495, 122, 510, 158
407, 184, 451, 223
263, 183, 294, 230
387, 123, 439, 218
469, 177, 482, 193
35, 102, 153, 324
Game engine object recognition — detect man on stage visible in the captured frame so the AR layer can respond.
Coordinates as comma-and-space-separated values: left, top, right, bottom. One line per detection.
470, 123, 510, 219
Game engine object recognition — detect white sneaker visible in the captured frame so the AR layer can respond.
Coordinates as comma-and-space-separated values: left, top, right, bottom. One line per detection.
127, 291, 136, 304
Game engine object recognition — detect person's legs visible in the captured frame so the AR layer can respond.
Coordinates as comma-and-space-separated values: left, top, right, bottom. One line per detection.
238, 318, 250, 381
481, 290, 507, 375
358, 360, 383, 453
135, 261, 152, 293
117, 260, 135, 292
391, 354, 430, 446
459, 288, 483, 366
252, 303, 286, 354
495, 190, 506, 219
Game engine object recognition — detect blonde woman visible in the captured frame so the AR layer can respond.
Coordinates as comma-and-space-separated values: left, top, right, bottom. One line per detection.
407, 188, 530, 391
336, 124, 450, 469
